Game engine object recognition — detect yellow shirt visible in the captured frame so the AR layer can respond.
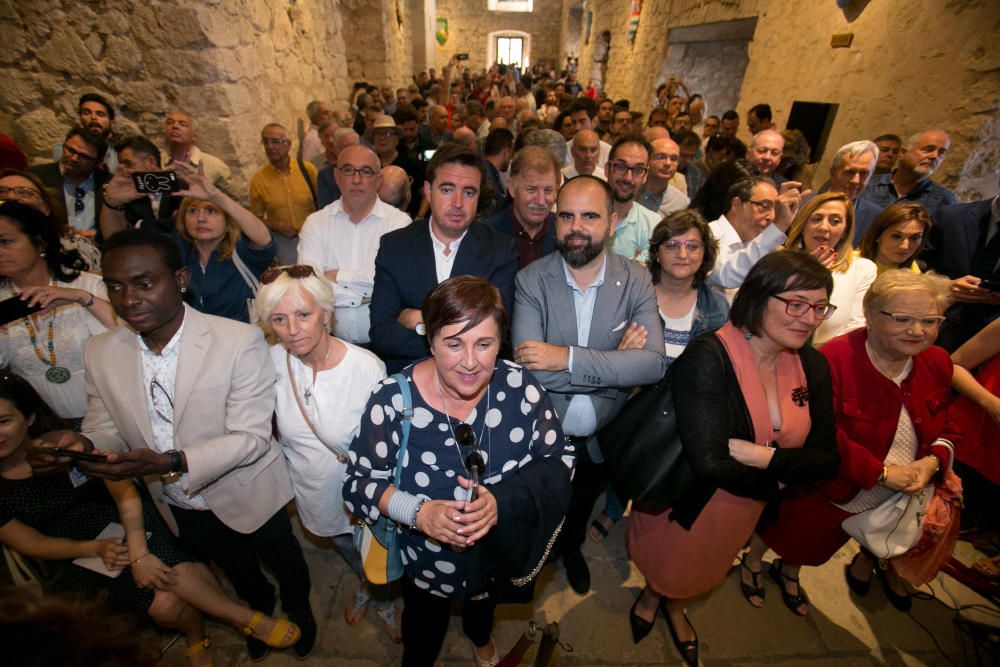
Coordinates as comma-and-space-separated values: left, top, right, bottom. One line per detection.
248, 160, 317, 232
853, 249, 922, 275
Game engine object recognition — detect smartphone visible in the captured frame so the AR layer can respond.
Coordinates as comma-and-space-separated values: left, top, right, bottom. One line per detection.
422, 149, 436, 162
980, 278, 1000, 292
456, 53, 469, 61
33, 446, 109, 463
132, 171, 181, 194
0, 295, 41, 326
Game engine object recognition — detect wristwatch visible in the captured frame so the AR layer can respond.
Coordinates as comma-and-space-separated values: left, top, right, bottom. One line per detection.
161, 449, 183, 484
415, 322, 426, 336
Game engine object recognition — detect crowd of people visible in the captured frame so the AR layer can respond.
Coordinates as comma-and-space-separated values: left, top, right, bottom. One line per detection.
0, 54, 998, 667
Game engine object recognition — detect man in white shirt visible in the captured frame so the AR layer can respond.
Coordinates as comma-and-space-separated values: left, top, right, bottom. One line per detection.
708, 176, 801, 300
635, 137, 690, 217
300, 100, 332, 166
562, 130, 605, 181
297, 145, 411, 345
564, 98, 611, 170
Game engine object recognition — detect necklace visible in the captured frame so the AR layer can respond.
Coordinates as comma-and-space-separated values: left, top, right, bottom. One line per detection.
302, 338, 333, 405
434, 369, 490, 477
865, 340, 910, 381
12, 281, 71, 384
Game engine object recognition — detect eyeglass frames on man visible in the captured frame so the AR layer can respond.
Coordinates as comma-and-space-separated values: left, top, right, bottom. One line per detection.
608, 161, 648, 178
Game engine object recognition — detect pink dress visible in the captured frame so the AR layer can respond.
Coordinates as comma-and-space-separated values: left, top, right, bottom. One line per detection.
628, 323, 813, 599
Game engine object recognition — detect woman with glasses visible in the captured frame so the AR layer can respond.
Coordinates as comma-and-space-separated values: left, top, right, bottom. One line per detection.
253, 264, 401, 643
746, 270, 956, 615
0, 168, 101, 271
782, 192, 877, 346
0, 201, 116, 426
857, 202, 931, 275
590, 211, 728, 543
345, 276, 570, 667
627, 252, 838, 664
172, 162, 276, 323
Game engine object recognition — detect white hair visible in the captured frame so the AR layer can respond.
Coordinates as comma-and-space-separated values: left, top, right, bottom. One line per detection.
830, 140, 878, 171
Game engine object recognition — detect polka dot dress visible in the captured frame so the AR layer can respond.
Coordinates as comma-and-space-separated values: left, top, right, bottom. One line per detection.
345, 359, 569, 598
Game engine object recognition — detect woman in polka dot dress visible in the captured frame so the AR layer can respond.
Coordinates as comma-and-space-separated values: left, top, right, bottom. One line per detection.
345, 277, 569, 667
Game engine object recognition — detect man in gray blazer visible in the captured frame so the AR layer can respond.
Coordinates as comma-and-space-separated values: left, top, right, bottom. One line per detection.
513, 175, 666, 594
41, 230, 315, 659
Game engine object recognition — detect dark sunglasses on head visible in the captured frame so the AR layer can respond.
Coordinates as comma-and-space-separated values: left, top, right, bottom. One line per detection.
261, 264, 317, 285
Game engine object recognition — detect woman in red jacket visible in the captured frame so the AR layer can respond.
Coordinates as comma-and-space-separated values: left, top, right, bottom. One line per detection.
742, 269, 957, 614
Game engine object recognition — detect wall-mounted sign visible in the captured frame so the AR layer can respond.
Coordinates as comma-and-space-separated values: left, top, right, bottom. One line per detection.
628, 0, 643, 43
436, 17, 448, 46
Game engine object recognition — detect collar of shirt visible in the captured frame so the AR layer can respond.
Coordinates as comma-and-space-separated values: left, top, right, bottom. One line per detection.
512, 212, 549, 240
711, 214, 745, 249
329, 196, 386, 226
138, 309, 186, 360
61, 171, 95, 191
562, 252, 607, 294
430, 225, 468, 257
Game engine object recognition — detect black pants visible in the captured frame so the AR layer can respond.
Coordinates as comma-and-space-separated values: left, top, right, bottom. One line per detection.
170, 504, 312, 616
401, 575, 496, 667
560, 438, 608, 556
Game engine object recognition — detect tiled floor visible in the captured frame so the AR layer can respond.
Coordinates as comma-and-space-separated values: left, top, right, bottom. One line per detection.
162, 512, 997, 666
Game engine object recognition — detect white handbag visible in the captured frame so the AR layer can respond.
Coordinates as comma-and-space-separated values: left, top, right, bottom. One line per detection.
842, 486, 932, 559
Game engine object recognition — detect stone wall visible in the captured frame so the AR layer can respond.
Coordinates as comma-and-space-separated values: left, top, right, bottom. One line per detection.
0, 0, 351, 196
660, 40, 749, 123
434, 0, 564, 72
342, 0, 413, 88
574, 0, 1000, 200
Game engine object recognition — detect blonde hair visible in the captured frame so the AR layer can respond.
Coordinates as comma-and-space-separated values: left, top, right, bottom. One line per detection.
784, 192, 855, 273
175, 197, 241, 260
254, 268, 336, 336
862, 269, 951, 319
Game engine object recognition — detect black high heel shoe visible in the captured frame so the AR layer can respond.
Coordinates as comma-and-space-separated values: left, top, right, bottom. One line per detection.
659, 599, 698, 666
629, 594, 656, 644
844, 552, 873, 597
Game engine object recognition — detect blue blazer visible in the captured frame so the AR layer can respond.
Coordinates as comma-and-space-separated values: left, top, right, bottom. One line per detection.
924, 198, 993, 279
481, 205, 557, 268
369, 218, 519, 372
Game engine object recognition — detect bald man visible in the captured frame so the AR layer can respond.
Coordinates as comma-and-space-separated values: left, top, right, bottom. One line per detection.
418, 104, 452, 151
748, 129, 786, 186
451, 126, 478, 151
378, 165, 412, 211
162, 110, 233, 194
643, 127, 687, 194
636, 137, 690, 216
562, 129, 604, 180
863, 128, 956, 216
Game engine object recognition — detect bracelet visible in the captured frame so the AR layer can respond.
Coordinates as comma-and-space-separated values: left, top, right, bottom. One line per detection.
101, 183, 126, 211
386, 490, 422, 527
410, 498, 427, 531
130, 551, 150, 565
81, 293, 95, 308
878, 466, 888, 484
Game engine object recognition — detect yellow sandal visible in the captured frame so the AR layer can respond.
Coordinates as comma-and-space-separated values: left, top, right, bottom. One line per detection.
241, 611, 301, 649
185, 637, 213, 667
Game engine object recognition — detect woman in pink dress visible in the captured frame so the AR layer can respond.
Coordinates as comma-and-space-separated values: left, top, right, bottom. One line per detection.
627, 252, 840, 665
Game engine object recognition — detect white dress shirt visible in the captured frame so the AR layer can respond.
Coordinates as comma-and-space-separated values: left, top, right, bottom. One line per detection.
708, 214, 787, 302
561, 256, 607, 438
561, 164, 606, 181
430, 226, 468, 284
297, 197, 411, 344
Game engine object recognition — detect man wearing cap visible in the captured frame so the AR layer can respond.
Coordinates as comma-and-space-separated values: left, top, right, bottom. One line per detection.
367, 114, 425, 216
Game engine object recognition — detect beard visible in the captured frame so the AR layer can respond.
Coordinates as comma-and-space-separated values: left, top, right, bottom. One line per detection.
556, 231, 605, 267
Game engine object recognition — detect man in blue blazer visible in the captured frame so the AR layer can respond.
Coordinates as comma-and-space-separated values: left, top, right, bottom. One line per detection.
924, 186, 1000, 350
369, 144, 518, 372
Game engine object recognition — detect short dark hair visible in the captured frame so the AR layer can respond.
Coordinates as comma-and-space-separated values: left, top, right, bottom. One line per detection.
78, 92, 115, 121
114, 135, 161, 166
609, 133, 652, 163
568, 97, 598, 119
648, 210, 718, 288
648, 108, 670, 125
724, 176, 773, 213
425, 143, 486, 190
421, 275, 508, 343
689, 158, 755, 221
483, 128, 514, 157
614, 99, 630, 111
730, 251, 833, 336
558, 175, 614, 218
873, 133, 902, 144
103, 227, 184, 274
748, 104, 772, 122
674, 130, 701, 148
64, 126, 108, 161
411, 98, 428, 111
393, 104, 419, 125
0, 372, 69, 436
464, 100, 485, 118
0, 200, 85, 281
722, 110, 740, 122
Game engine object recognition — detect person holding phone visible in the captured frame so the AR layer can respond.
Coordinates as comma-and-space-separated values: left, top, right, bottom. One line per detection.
0, 200, 116, 426
0, 373, 301, 666
345, 276, 571, 667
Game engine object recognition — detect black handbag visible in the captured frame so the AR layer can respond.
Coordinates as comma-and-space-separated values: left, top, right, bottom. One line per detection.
597, 365, 693, 514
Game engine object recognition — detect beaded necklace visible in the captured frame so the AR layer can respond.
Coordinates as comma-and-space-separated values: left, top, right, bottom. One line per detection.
11, 280, 71, 384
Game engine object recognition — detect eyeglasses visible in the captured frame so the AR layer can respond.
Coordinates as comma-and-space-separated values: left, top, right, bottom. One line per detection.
260, 137, 290, 146
337, 165, 379, 179
747, 199, 776, 212
661, 240, 704, 253
772, 295, 837, 320
879, 311, 946, 328
372, 129, 398, 139
63, 143, 98, 163
150, 376, 174, 424
608, 161, 648, 178
0, 186, 41, 199
261, 264, 317, 285
74, 187, 86, 214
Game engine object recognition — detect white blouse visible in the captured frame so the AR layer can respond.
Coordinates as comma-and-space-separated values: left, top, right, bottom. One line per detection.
0, 272, 108, 418
271, 341, 386, 537
814, 257, 877, 347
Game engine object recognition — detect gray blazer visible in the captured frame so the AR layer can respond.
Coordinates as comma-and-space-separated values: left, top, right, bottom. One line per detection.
512, 250, 667, 432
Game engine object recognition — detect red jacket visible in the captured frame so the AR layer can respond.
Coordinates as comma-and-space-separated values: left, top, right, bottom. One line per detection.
817, 329, 958, 504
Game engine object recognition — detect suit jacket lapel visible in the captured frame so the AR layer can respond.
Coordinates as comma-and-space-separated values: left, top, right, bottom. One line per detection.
451, 224, 482, 277
114, 332, 156, 449
966, 203, 989, 267
588, 254, 629, 346
543, 254, 581, 346
172, 308, 210, 425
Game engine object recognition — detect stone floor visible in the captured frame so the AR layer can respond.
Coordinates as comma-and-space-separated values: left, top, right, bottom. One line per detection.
162, 511, 999, 666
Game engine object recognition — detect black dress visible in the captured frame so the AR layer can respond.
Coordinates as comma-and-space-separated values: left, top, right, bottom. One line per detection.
0, 472, 194, 613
